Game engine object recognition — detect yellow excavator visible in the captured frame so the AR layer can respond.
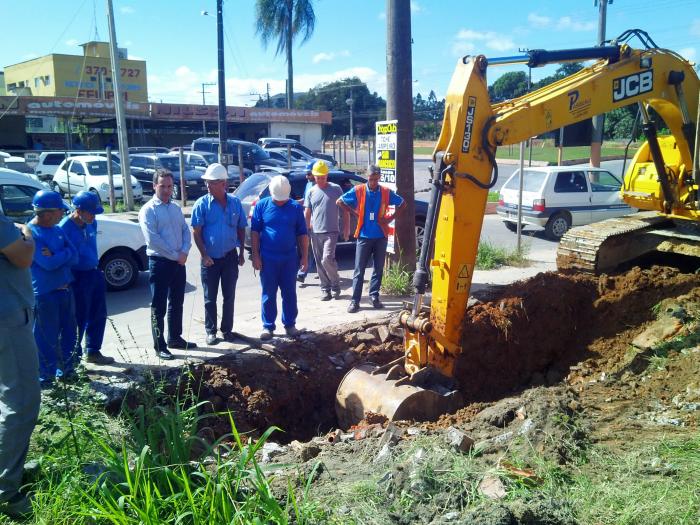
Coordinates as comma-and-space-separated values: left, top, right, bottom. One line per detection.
336, 30, 700, 427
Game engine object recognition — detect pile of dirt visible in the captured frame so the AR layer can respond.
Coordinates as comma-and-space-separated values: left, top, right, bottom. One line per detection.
172, 266, 699, 443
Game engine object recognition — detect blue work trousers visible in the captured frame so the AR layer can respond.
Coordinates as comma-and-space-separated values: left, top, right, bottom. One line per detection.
201, 249, 239, 335
260, 254, 298, 330
351, 236, 388, 302
33, 288, 77, 382
72, 268, 107, 357
148, 257, 185, 351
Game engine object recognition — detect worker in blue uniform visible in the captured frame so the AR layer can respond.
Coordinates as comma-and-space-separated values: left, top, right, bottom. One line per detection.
251, 175, 308, 340
27, 190, 78, 386
59, 191, 115, 365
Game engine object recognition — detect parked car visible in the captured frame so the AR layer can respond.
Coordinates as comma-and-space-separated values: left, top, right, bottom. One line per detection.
191, 138, 287, 172
264, 149, 308, 169
497, 166, 635, 240
257, 137, 336, 166
129, 153, 208, 199
182, 151, 252, 189
34, 151, 94, 182
233, 170, 427, 248
0, 168, 147, 291
2, 156, 35, 175
266, 146, 333, 169
52, 155, 144, 204
128, 146, 171, 154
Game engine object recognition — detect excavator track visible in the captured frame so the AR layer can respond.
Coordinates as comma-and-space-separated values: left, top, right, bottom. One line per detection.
557, 212, 674, 274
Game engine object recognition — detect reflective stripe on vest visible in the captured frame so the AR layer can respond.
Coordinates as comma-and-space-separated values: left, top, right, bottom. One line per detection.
354, 183, 391, 238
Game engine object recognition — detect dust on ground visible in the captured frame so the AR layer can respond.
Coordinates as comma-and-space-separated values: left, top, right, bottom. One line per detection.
170, 265, 700, 523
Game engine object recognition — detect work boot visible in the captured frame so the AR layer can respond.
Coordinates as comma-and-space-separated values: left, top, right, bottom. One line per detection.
371, 298, 384, 309
347, 301, 359, 313
260, 329, 274, 341
85, 352, 116, 365
321, 290, 332, 301
206, 333, 218, 345
155, 348, 174, 360
168, 337, 198, 350
296, 273, 306, 283
332, 288, 341, 299
1, 493, 33, 519
222, 332, 237, 343
285, 326, 301, 337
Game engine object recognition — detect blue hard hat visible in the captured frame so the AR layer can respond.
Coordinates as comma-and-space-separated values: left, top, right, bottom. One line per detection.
32, 190, 69, 210
72, 191, 104, 214
305, 161, 315, 172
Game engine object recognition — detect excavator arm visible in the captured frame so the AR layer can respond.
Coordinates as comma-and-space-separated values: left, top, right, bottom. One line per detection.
335, 37, 699, 427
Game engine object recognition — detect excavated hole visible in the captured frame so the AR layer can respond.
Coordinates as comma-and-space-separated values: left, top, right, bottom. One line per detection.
167, 266, 700, 444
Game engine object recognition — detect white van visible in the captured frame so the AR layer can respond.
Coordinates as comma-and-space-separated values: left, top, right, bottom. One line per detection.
497, 166, 634, 240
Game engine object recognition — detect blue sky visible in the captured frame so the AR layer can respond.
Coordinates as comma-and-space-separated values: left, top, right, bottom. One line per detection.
2, 0, 698, 106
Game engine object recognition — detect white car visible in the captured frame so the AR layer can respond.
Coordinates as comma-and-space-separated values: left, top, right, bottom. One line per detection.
497, 166, 635, 240
0, 168, 147, 291
52, 155, 143, 204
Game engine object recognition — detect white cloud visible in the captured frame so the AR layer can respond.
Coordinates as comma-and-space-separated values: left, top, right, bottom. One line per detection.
453, 28, 515, 55
312, 50, 350, 64
691, 19, 700, 36
528, 13, 550, 28
679, 47, 696, 62
410, 1, 421, 13
65, 38, 79, 47
147, 65, 385, 106
556, 16, 595, 32
120, 6, 134, 14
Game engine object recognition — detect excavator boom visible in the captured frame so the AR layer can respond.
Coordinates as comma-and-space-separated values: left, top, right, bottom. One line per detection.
336, 33, 699, 427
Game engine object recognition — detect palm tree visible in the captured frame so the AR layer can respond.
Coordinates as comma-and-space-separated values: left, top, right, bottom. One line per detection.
254, 0, 316, 109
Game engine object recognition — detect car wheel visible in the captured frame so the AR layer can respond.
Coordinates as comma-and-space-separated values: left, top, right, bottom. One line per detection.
172, 183, 180, 200
99, 250, 139, 291
51, 181, 64, 196
415, 219, 426, 251
504, 221, 518, 232
544, 213, 571, 241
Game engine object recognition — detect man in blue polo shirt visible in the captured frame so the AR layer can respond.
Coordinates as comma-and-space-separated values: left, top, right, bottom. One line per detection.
27, 190, 79, 385
192, 163, 247, 346
337, 164, 406, 313
251, 175, 308, 340
59, 191, 115, 366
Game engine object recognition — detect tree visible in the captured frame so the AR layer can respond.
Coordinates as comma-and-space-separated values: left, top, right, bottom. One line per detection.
413, 90, 444, 139
254, 0, 315, 109
295, 77, 386, 137
489, 71, 528, 101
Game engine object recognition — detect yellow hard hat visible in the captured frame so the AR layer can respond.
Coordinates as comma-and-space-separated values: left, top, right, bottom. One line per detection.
311, 160, 329, 177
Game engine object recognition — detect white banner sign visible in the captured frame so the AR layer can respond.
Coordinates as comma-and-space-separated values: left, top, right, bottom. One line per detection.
375, 120, 398, 253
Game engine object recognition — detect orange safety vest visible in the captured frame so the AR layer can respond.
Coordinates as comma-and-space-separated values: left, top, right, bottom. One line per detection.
354, 183, 391, 238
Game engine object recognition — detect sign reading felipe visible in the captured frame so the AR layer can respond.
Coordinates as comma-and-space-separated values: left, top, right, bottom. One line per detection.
375, 120, 398, 254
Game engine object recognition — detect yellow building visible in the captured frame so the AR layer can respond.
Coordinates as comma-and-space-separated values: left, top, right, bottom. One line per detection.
4, 41, 148, 103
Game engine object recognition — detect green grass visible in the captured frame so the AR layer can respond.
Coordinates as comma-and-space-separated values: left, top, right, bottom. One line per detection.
414, 143, 637, 162
102, 200, 143, 214
476, 240, 529, 270
7, 373, 319, 525
381, 261, 413, 295
487, 191, 499, 202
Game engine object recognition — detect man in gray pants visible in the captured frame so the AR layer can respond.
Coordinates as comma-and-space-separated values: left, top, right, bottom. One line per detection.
0, 214, 40, 519
304, 160, 350, 300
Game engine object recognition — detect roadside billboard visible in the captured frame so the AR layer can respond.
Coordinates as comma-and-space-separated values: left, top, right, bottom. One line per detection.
375, 120, 398, 254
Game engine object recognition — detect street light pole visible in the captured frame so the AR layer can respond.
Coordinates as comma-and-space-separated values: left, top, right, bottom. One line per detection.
216, 0, 228, 166
200, 81, 216, 136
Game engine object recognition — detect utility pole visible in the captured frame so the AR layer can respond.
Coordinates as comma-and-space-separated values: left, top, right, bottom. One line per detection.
266, 83, 271, 108
106, 0, 134, 210
346, 88, 354, 142
200, 81, 215, 136
590, 0, 609, 167
216, 0, 228, 166
386, 0, 415, 268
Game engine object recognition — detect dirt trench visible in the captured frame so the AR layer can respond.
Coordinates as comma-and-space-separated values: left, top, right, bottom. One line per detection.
173, 266, 700, 443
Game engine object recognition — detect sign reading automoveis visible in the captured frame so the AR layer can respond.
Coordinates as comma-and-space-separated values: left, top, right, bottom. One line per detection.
0, 96, 148, 118
150, 103, 332, 124
0, 96, 332, 125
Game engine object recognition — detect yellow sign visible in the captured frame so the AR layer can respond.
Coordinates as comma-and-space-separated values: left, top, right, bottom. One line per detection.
455, 263, 471, 294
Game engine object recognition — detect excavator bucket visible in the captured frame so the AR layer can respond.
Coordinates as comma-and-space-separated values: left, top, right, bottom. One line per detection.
335, 363, 463, 429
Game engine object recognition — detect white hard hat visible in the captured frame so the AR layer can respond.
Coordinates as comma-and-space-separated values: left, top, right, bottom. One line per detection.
269, 175, 291, 201
202, 163, 228, 180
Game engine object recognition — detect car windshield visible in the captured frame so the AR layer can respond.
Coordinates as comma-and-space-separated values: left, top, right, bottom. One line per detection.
86, 160, 121, 175
6, 161, 32, 173
503, 169, 547, 192
158, 157, 181, 171
234, 173, 271, 202
200, 153, 217, 164
234, 143, 271, 162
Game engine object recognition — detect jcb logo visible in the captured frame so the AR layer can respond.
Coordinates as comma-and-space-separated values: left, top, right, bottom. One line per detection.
612, 70, 653, 102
